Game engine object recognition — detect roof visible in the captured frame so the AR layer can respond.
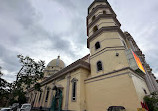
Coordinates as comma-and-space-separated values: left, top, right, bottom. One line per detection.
88, 0, 110, 14
47, 56, 65, 68
27, 56, 90, 91
41, 59, 90, 86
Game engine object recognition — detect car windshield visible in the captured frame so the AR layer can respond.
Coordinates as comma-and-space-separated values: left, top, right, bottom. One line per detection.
1, 108, 11, 111
21, 105, 31, 109
108, 106, 126, 111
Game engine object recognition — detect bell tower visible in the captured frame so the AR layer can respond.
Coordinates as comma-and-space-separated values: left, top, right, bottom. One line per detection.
87, 0, 129, 76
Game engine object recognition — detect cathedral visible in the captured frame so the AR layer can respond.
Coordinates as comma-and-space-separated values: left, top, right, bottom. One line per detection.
26, 0, 158, 111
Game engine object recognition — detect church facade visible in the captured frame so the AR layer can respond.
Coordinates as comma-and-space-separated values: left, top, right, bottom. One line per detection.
26, 0, 158, 111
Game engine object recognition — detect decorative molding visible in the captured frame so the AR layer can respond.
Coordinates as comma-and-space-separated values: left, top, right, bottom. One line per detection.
88, 5, 115, 19
85, 67, 145, 82
71, 78, 78, 83
71, 78, 78, 102
88, 14, 121, 29
88, 1, 112, 14
64, 73, 71, 110
85, 72, 129, 84
28, 60, 90, 92
90, 46, 125, 59
87, 26, 126, 48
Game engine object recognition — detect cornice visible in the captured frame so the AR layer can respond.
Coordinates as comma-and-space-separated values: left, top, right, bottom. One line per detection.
85, 67, 145, 82
87, 5, 116, 19
27, 59, 90, 92
87, 26, 126, 48
40, 60, 90, 86
87, 14, 121, 29
88, 0, 111, 14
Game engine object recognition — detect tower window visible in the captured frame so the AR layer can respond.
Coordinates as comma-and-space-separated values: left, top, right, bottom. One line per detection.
95, 42, 100, 50
97, 61, 103, 71
92, 15, 96, 21
45, 88, 50, 102
93, 26, 98, 33
143, 89, 147, 94
71, 78, 78, 101
103, 10, 106, 14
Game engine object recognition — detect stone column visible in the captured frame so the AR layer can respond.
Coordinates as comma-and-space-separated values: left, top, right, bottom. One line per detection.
49, 83, 55, 108
40, 85, 47, 107
145, 71, 155, 93
64, 74, 71, 110
150, 74, 158, 91
145, 74, 154, 93
33, 92, 37, 107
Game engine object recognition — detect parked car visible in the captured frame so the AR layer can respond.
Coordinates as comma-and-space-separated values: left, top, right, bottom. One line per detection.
107, 106, 126, 111
0, 108, 12, 111
19, 104, 31, 111
10, 103, 19, 111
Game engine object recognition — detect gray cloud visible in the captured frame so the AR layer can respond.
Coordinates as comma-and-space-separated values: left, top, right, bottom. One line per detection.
0, 0, 158, 82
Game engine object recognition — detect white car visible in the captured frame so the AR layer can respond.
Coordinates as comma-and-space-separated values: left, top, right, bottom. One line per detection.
0, 108, 12, 111
19, 104, 31, 111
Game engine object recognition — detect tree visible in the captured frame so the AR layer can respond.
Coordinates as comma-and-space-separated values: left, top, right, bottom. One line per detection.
9, 54, 45, 105
16, 54, 45, 90
0, 66, 3, 76
144, 92, 158, 111
0, 67, 11, 107
0, 55, 45, 106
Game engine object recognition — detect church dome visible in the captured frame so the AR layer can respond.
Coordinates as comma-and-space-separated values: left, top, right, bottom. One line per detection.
47, 56, 65, 69
44, 56, 65, 77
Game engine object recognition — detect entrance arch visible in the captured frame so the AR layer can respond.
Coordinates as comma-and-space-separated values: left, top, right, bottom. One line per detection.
50, 84, 63, 111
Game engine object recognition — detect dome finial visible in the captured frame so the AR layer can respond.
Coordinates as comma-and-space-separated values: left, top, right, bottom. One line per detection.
58, 55, 60, 59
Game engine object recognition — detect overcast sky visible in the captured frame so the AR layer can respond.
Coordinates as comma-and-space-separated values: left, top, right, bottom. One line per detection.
0, 0, 158, 82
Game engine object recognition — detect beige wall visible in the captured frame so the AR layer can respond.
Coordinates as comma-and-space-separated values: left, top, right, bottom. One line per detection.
88, 8, 112, 24
130, 72, 150, 102
125, 38, 132, 49
90, 50, 129, 76
89, 31, 129, 76
68, 68, 89, 111
79, 69, 89, 110
85, 69, 142, 111
89, 31, 124, 55
28, 67, 90, 111
89, 19, 117, 37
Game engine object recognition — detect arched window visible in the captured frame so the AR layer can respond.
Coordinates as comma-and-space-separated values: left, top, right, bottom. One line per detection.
71, 78, 78, 101
143, 89, 147, 94
93, 25, 98, 33
92, 15, 95, 21
45, 87, 50, 102
103, 10, 106, 14
97, 61, 103, 71
95, 42, 100, 50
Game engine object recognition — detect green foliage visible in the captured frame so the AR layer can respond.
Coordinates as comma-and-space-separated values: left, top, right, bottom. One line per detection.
17, 54, 45, 90
0, 55, 45, 106
144, 92, 158, 111
0, 67, 12, 106
34, 82, 41, 91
